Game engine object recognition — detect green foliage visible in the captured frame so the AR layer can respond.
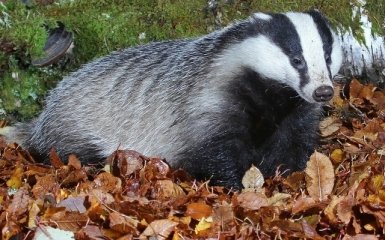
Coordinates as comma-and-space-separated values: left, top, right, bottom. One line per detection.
0, 0, 383, 120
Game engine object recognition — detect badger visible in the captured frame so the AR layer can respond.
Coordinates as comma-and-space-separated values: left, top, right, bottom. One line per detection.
2, 10, 343, 189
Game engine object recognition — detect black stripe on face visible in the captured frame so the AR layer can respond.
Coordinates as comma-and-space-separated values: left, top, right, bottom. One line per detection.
307, 10, 334, 78
265, 14, 309, 88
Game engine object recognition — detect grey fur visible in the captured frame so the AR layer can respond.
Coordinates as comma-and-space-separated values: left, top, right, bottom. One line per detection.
4, 11, 343, 188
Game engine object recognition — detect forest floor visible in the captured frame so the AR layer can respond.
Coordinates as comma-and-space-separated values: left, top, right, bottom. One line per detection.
1, 79, 385, 240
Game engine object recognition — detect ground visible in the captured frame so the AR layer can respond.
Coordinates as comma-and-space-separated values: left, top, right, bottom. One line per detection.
1, 78, 385, 239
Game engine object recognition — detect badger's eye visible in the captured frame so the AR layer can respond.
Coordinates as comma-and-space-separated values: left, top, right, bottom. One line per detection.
291, 56, 305, 69
325, 54, 332, 65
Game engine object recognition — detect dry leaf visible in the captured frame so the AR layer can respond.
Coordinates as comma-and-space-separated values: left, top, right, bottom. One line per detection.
241, 164, 264, 190
49, 148, 64, 168
236, 192, 268, 211
140, 219, 178, 240
305, 151, 335, 201
109, 212, 139, 235
155, 179, 186, 200
324, 196, 343, 224
67, 154, 81, 169
186, 202, 212, 220
33, 226, 74, 240
330, 149, 345, 163
319, 116, 342, 137
194, 217, 213, 234
57, 196, 87, 213
292, 196, 317, 215
7, 187, 30, 219
6, 166, 24, 189
212, 202, 234, 231
93, 172, 122, 193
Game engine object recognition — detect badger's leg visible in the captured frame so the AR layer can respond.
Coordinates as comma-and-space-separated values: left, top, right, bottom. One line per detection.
254, 102, 321, 176
176, 132, 256, 190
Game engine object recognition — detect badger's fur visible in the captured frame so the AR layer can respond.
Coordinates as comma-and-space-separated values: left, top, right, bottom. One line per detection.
3, 10, 343, 189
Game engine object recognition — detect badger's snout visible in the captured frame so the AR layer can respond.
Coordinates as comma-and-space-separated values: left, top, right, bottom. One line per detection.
312, 85, 334, 102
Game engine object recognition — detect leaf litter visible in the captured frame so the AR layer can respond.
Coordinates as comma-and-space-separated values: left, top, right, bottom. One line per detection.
1, 78, 385, 239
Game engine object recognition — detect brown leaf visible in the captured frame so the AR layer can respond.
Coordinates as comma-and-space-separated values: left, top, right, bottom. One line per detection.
108, 150, 145, 177
155, 179, 185, 200
75, 225, 104, 240
109, 212, 139, 235
349, 79, 364, 99
43, 210, 89, 231
305, 151, 335, 201
32, 175, 60, 199
301, 220, 323, 240
324, 196, 343, 224
292, 196, 317, 215
212, 202, 234, 231
68, 154, 81, 169
93, 172, 122, 194
319, 116, 342, 137
343, 234, 379, 240
337, 193, 355, 224
7, 187, 30, 220
236, 192, 268, 211
140, 219, 178, 240
186, 202, 213, 220
50, 148, 64, 168
140, 157, 171, 181
61, 169, 88, 187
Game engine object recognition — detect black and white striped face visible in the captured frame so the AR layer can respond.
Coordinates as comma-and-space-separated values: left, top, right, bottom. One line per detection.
238, 11, 343, 103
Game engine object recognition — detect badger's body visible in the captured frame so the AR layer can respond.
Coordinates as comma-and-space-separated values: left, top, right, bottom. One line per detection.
5, 11, 343, 188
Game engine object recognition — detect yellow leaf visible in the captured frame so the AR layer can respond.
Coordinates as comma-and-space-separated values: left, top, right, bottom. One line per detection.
330, 149, 344, 163
28, 202, 41, 228
194, 217, 213, 234
370, 175, 384, 193
6, 166, 24, 189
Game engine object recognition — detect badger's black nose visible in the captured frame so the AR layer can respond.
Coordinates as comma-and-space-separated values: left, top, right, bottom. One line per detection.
313, 86, 334, 102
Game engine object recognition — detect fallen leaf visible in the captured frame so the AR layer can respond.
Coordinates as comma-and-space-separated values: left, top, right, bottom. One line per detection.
108, 150, 145, 177
155, 179, 186, 200
140, 219, 178, 240
305, 151, 335, 201
212, 202, 234, 231
319, 116, 342, 137
242, 164, 264, 190
194, 216, 213, 234
330, 148, 345, 163
324, 196, 343, 224
67, 154, 81, 169
236, 191, 268, 211
109, 211, 139, 235
6, 166, 24, 189
7, 187, 30, 220
57, 196, 87, 213
93, 172, 122, 194
33, 226, 74, 240
49, 148, 64, 169
186, 202, 212, 220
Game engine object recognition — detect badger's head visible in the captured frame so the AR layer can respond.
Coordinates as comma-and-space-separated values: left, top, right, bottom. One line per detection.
233, 10, 343, 103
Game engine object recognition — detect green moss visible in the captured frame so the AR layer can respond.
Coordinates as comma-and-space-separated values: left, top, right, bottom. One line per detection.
0, 0, 383, 120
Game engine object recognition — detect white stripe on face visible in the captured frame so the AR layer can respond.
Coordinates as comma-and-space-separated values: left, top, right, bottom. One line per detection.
286, 12, 334, 102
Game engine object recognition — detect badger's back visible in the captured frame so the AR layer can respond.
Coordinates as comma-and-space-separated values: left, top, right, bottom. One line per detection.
24, 39, 219, 162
